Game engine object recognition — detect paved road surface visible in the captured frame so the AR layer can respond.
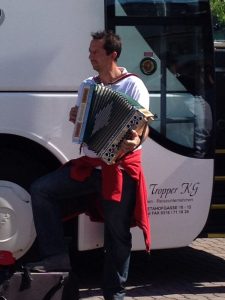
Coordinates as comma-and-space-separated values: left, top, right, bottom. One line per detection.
76, 238, 225, 300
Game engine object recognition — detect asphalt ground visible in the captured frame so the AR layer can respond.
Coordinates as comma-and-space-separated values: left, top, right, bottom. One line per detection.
76, 238, 225, 300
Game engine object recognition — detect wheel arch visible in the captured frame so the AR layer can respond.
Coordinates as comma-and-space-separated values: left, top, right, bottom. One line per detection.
0, 133, 62, 189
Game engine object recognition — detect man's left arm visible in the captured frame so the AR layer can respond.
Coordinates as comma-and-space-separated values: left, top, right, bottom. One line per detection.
121, 79, 150, 153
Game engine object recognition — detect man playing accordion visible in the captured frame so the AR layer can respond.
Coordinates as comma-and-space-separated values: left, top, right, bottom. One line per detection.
28, 30, 151, 300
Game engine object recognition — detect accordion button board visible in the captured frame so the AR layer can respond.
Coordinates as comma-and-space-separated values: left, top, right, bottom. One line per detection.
73, 83, 154, 164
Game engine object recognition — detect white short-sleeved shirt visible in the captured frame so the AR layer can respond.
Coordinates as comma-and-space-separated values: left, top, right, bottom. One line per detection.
77, 67, 150, 158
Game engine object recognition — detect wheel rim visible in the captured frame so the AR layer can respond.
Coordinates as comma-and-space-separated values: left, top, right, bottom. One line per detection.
0, 180, 36, 260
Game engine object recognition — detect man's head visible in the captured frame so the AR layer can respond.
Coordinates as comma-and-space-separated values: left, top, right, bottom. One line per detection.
89, 30, 122, 72
91, 30, 122, 60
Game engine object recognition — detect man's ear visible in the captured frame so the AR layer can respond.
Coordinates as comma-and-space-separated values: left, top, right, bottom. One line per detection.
112, 51, 118, 61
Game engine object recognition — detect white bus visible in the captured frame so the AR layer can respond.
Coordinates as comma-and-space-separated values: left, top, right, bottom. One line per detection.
0, 0, 215, 262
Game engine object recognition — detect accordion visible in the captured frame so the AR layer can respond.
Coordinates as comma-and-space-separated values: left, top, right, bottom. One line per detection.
73, 83, 154, 164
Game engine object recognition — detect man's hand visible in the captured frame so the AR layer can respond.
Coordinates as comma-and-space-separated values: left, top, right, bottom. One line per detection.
69, 106, 78, 124
120, 125, 149, 153
120, 130, 141, 153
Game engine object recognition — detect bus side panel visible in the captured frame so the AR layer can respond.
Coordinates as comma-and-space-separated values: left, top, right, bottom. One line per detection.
142, 139, 214, 250
0, 94, 213, 252
0, 93, 79, 162
0, 0, 104, 91
77, 138, 214, 251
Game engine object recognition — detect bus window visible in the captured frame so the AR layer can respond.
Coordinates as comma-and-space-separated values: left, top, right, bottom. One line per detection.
106, 0, 215, 158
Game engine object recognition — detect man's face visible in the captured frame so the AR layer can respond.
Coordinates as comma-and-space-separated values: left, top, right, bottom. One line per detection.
89, 39, 112, 72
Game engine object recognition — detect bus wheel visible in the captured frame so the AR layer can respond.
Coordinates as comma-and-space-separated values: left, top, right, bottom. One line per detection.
0, 180, 36, 260
0, 137, 61, 261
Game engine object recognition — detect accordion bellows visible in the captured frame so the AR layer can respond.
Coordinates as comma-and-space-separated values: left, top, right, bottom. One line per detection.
73, 83, 154, 164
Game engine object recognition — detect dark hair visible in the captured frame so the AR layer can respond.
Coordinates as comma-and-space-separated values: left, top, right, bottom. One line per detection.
91, 30, 122, 60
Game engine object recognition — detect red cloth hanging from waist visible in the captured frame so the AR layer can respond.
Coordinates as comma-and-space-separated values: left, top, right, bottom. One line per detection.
70, 150, 151, 251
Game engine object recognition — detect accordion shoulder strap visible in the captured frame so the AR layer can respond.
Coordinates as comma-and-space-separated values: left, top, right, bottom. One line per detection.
93, 73, 139, 85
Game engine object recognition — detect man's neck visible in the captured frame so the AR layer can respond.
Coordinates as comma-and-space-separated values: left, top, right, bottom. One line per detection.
98, 66, 123, 85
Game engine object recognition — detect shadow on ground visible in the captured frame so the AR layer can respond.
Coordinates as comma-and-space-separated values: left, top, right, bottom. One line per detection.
77, 245, 225, 298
